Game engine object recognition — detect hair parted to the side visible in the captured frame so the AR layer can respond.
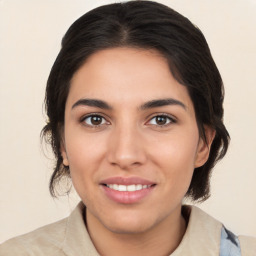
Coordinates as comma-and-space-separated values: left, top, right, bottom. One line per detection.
41, 0, 230, 202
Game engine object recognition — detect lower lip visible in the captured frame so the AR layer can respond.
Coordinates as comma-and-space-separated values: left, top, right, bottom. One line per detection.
101, 185, 155, 204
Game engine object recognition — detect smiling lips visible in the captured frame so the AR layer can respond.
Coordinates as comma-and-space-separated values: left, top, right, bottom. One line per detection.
100, 177, 156, 204
106, 184, 151, 191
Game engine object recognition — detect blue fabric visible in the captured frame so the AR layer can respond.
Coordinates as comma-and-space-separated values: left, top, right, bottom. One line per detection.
220, 226, 241, 256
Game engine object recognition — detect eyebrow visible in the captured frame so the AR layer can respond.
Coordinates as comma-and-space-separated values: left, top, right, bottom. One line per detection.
72, 99, 112, 110
71, 98, 186, 111
140, 98, 186, 110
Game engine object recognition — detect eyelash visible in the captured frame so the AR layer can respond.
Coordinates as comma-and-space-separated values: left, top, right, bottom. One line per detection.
80, 113, 110, 128
146, 114, 176, 127
80, 113, 176, 128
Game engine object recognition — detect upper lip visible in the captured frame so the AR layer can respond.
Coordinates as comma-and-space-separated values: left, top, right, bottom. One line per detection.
100, 176, 156, 186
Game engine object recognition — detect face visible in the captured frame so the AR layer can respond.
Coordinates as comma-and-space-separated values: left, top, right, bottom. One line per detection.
61, 48, 212, 234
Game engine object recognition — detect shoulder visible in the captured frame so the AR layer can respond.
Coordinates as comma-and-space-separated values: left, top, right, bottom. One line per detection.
0, 217, 68, 256
239, 235, 256, 256
174, 205, 223, 255
181, 205, 256, 256
0, 202, 96, 256
190, 206, 256, 256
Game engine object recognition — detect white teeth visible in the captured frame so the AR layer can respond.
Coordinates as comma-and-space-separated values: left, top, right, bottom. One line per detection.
136, 184, 142, 190
119, 185, 126, 191
113, 184, 118, 190
127, 184, 136, 191
106, 184, 151, 192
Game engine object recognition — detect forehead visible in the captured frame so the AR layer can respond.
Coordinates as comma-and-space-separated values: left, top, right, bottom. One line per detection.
67, 47, 194, 112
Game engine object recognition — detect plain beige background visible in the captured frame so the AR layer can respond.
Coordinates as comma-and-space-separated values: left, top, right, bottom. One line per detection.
0, 0, 256, 244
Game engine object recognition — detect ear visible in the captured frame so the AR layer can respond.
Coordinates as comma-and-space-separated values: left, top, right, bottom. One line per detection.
194, 126, 216, 168
60, 129, 69, 167
61, 145, 69, 167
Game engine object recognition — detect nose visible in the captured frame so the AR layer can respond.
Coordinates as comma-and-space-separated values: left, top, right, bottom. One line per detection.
107, 124, 147, 170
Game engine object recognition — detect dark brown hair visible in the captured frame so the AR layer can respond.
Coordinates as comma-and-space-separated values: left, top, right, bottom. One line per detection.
42, 0, 230, 201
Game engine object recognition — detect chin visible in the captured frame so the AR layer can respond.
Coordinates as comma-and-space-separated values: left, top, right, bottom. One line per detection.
100, 210, 157, 235
105, 220, 151, 235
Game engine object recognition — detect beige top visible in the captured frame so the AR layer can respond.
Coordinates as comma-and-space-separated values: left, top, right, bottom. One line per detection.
0, 202, 255, 256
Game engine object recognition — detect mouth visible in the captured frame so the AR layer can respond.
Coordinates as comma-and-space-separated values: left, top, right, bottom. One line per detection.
102, 184, 155, 192
100, 177, 156, 204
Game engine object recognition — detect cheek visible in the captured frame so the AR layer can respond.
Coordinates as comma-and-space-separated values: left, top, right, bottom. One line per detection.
149, 129, 199, 190
64, 130, 108, 191
65, 127, 107, 167
151, 127, 199, 165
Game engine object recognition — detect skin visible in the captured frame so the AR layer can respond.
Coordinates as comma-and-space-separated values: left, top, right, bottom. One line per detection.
61, 47, 215, 256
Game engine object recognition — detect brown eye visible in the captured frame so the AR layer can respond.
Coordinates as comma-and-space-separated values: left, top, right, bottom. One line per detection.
155, 116, 168, 125
91, 116, 103, 125
148, 115, 175, 126
83, 115, 108, 126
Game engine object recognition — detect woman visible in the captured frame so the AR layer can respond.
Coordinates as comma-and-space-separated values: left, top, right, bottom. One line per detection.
0, 1, 255, 255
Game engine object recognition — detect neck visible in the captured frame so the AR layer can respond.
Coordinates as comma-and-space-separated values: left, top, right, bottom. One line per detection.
86, 206, 187, 256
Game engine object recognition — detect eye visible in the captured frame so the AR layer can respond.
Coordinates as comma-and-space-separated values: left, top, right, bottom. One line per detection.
147, 115, 175, 126
82, 115, 109, 127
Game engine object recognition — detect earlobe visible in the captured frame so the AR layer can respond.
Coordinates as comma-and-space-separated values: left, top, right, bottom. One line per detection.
195, 126, 216, 168
60, 140, 69, 167
62, 152, 69, 167
59, 126, 69, 167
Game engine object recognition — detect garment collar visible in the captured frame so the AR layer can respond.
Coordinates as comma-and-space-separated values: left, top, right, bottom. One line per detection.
61, 202, 222, 255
